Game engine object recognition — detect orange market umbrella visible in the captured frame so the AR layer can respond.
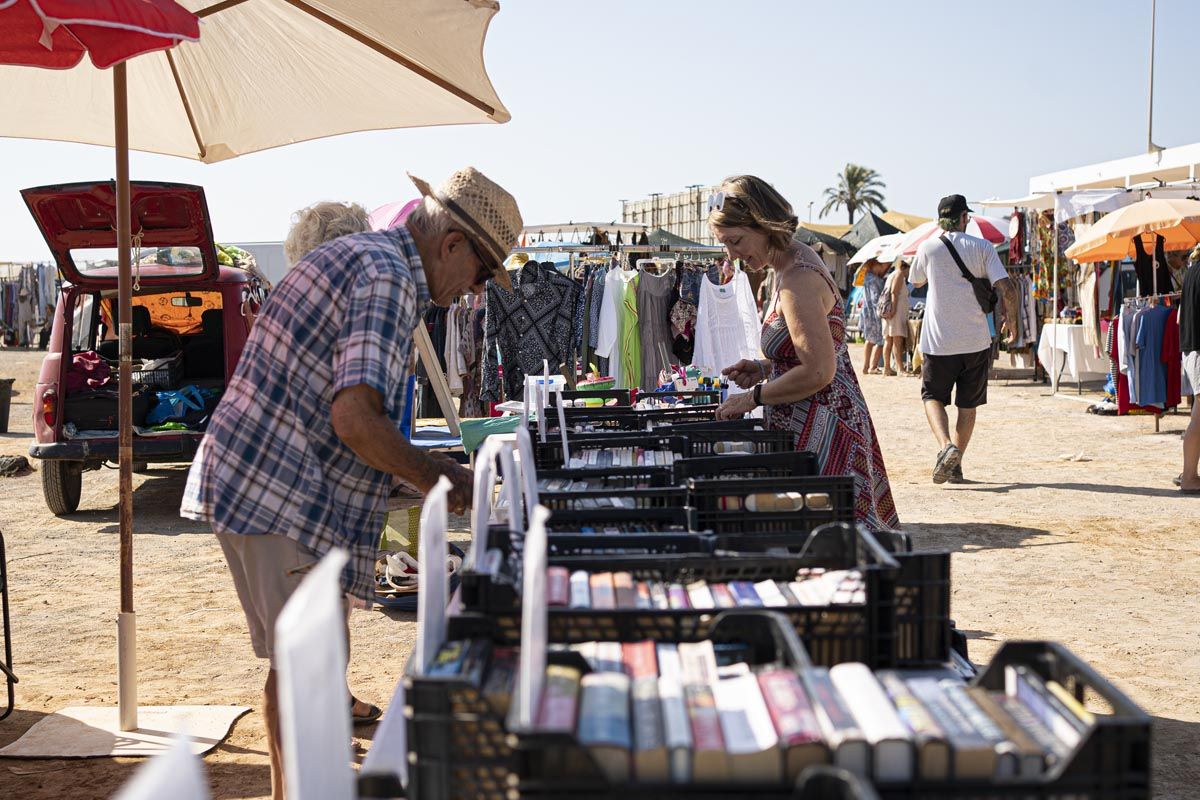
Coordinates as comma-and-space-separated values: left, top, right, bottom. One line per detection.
1065, 197, 1200, 263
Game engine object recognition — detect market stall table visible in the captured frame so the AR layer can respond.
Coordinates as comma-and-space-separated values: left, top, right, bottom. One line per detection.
1037, 322, 1110, 393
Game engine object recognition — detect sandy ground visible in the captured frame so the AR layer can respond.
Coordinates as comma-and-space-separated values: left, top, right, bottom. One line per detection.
0, 345, 1196, 798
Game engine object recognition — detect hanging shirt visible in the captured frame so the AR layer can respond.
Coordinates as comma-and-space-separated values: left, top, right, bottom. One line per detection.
481, 261, 581, 402
1162, 307, 1181, 409
1134, 304, 1172, 407
596, 268, 639, 388
620, 271, 641, 390
692, 268, 762, 393
1180, 262, 1200, 354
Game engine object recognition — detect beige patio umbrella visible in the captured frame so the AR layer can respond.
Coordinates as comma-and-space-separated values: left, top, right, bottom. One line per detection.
1065, 197, 1200, 263
0, 0, 509, 737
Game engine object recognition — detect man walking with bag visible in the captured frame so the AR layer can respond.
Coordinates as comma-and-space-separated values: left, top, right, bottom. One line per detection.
910, 194, 1018, 484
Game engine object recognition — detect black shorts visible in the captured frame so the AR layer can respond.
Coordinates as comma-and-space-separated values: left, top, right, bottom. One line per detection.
921, 348, 990, 408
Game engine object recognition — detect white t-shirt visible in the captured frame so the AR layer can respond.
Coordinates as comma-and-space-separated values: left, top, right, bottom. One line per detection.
909, 231, 1008, 356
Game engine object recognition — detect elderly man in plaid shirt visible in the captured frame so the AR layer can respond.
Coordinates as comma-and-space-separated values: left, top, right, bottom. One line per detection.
182, 168, 522, 799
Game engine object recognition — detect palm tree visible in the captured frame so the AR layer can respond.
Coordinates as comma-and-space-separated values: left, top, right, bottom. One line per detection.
820, 164, 887, 224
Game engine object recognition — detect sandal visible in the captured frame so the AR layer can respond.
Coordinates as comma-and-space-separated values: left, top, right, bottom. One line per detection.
352, 697, 383, 726
1173, 474, 1182, 487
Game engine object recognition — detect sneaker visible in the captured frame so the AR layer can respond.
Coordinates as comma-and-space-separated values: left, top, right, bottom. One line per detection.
932, 444, 962, 484
948, 464, 965, 484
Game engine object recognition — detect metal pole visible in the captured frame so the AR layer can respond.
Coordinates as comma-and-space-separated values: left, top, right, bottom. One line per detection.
1051, 195, 1060, 395
1148, 0, 1157, 153
114, 63, 138, 732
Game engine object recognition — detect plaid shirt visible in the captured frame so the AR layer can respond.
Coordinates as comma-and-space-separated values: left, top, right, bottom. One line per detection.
181, 226, 429, 601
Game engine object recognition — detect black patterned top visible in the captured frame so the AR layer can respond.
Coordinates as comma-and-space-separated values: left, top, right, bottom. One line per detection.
482, 261, 582, 402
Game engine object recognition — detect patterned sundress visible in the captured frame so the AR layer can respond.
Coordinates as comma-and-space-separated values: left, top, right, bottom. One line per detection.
762, 250, 900, 529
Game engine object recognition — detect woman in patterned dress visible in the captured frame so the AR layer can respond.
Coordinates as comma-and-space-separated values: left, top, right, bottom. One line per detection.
711, 175, 899, 529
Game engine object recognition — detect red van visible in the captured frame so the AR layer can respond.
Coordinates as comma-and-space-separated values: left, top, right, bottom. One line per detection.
24, 181, 260, 515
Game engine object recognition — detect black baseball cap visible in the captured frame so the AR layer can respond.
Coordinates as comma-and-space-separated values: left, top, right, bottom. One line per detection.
937, 194, 973, 218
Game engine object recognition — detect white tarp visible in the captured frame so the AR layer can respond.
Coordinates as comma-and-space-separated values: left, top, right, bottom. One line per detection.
0, 0, 509, 163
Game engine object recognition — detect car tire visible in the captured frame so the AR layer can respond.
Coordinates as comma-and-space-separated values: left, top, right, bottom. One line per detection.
43, 460, 82, 516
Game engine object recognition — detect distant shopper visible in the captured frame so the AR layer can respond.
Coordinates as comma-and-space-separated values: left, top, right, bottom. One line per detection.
909, 194, 1018, 484
711, 174, 899, 529
182, 168, 523, 800
1178, 244, 1200, 493
880, 259, 911, 376
859, 259, 887, 374
283, 200, 370, 265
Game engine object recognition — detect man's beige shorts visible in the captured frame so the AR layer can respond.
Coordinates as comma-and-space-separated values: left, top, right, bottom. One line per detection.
216, 532, 348, 667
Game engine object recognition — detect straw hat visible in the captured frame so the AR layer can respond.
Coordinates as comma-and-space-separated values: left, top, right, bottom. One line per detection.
408, 167, 522, 291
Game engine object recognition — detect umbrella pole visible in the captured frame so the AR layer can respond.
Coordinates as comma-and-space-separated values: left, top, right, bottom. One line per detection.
1051, 198, 1060, 395
114, 63, 138, 733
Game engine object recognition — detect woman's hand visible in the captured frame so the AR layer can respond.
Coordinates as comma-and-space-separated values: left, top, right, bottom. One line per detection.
715, 389, 759, 420
722, 358, 764, 390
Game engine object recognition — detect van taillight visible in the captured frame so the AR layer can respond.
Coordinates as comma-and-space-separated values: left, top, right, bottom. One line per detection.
42, 389, 57, 427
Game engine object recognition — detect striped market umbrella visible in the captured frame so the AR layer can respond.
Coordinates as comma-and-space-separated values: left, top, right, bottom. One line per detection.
888, 215, 1010, 259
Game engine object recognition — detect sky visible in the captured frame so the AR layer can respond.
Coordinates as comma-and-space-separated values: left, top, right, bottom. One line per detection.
1, 0, 1197, 260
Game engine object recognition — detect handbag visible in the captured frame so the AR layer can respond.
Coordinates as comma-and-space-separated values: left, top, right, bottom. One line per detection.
942, 237, 998, 314
145, 385, 217, 426
876, 283, 896, 320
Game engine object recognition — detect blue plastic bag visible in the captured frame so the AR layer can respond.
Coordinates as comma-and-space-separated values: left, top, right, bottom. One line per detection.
146, 385, 207, 426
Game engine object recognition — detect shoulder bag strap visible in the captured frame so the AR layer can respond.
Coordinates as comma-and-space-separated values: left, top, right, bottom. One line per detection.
940, 236, 977, 285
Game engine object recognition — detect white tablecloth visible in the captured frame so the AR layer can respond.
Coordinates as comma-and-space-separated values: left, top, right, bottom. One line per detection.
1037, 323, 1109, 382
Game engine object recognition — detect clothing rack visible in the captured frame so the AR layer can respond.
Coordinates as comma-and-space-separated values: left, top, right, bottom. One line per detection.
1118, 290, 1183, 431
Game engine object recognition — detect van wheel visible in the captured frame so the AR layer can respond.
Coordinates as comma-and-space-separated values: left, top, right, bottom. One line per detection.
43, 461, 82, 516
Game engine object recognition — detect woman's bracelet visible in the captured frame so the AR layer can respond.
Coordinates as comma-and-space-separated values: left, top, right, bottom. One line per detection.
757, 360, 767, 380
753, 382, 764, 407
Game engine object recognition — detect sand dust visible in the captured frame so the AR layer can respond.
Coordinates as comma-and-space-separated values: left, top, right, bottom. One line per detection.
0, 346, 1196, 798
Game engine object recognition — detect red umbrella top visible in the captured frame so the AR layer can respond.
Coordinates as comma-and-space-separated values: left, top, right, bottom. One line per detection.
0, 0, 198, 69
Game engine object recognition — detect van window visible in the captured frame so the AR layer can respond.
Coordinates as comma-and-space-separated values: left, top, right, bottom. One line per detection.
100, 290, 223, 336
71, 294, 95, 352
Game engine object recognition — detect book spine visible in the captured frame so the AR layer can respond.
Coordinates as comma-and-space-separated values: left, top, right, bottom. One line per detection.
753, 579, 788, 607
577, 672, 632, 747
710, 583, 737, 608
546, 566, 569, 607
758, 669, 823, 745
635, 581, 653, 609
729, 581, 763, 607
569, 570, 590, 609
802, 667, 862, 738
613, 571, 637, 609
1005, 666, 1085, 747
631, 676, 666, 756
649, 580, 670, 609
684, 682, 725, 752
537, 664, 582, 731
686, 580, 715, 609
622, 640, 659, 680
589, 572, 615, 609
876, 670, 945, 740
667, 583, 691, 610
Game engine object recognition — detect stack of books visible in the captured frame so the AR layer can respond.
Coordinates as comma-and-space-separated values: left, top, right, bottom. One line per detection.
546, 568, 866, 610
520, 638, 1091, 786
567, 448, 678, 469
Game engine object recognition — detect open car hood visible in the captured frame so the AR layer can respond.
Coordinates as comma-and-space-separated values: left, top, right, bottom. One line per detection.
21, 181, 219, 289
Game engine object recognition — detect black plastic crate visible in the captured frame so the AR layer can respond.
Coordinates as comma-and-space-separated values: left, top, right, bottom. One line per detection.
463, 524, 901, 667
550, 389, 632, 407
687, 475, 856, 547
875, 641, 1151, 799
509, 610, 818, 798
402, 615, 515, 800
672, 450, 819, 483
131, 352, 183, 390
892, 550, 952, 666
681, 428, 796, 457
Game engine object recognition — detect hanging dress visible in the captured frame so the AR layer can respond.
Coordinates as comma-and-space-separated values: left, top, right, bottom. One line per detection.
762, 248, 900, 529
636, 266, 678, 390
692, 266, 762, 393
